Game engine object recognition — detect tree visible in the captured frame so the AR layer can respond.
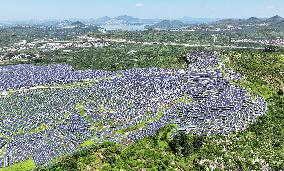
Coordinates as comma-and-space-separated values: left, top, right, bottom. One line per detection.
169, 132, 204, 157
192, 135, 204, 150
169, 131, 192, 157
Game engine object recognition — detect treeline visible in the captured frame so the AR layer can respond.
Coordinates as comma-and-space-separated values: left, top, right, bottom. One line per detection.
0, 26, 98, 46
31, 43, 193, 71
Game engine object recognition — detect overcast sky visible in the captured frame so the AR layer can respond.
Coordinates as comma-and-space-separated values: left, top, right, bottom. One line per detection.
0, 0, 283, 20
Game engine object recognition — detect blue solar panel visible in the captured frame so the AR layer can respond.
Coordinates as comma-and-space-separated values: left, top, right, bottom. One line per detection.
0, 52, 267, 167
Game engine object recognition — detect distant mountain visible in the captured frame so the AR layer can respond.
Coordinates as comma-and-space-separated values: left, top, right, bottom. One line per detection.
71, 21, 85, 27
216, 15, 284, 25
91, 16, 112, 25
114, 15, 141, 23
247, 17, 262, 23
145, 20, 186, 30
215, 18, 243, 25
2, 15, 283, 28
54, 20, 73, 27
266, 15, 284, 22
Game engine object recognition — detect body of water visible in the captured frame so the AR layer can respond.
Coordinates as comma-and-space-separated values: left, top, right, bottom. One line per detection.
99, 24, 151, 31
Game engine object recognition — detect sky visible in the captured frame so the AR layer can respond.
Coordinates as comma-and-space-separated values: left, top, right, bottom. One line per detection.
0, 0, 283, 21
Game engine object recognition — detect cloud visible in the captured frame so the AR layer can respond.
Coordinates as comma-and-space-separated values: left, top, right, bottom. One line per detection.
135, 3, 144, 7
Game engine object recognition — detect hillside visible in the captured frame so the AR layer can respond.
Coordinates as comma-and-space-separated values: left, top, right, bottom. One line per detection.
71, 21, 85, 27
145, 20, 186, 30
247, 17, 262, 23
114, 15, 141, 23
216, 15, 284, 25
266, 15, 284, 22
35, 49, 284, 171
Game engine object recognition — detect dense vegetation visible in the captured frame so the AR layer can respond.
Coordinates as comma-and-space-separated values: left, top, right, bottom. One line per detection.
95, 30, 220, 44
93, 19, 284, 45
145, 20, 186, 30
0, 26, 98, 46
1, 43, 192, 71
33, 49, 284, 171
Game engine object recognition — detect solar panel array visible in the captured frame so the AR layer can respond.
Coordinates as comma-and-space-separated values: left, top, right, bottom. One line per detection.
0, 52, 267, 167
0, 64, 114, 91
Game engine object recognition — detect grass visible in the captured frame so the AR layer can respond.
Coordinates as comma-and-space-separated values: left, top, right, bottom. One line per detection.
0, 159, 35, 171
32, 123, 48, 133
79, 140, 97, 148
175, 96, 193, 104
76, 102, 85, 117
239, 81, 276, 99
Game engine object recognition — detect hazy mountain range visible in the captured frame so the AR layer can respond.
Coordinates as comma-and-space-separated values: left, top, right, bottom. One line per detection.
88, 15, 161, 25
0, 15, 218, 26
145, 15, 284, 30
0, 15, 283, 29
88, 15, 218, 25
216, 15, 284, 25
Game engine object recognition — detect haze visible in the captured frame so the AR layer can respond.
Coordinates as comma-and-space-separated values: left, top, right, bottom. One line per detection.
0, 0, 283, 21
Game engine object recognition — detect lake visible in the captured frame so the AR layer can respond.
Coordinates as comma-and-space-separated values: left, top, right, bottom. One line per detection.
99, 24, 151, 31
